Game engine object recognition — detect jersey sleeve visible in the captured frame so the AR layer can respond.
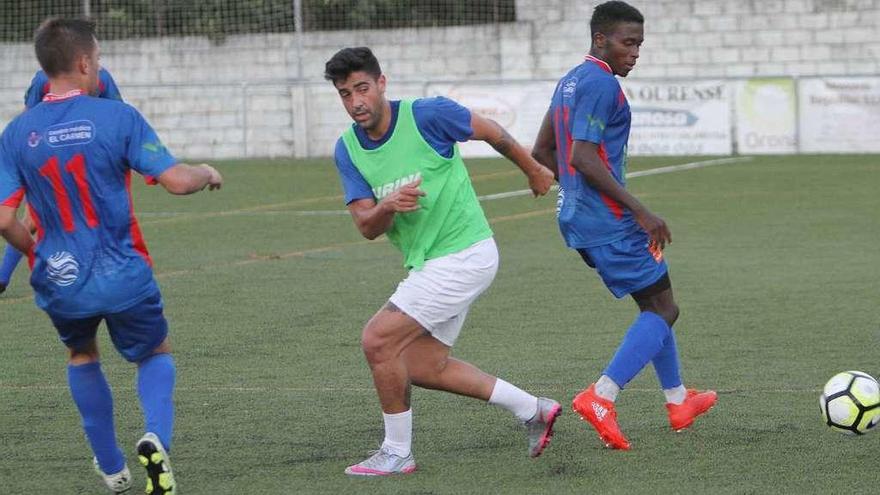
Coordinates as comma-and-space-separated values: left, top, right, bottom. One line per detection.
23, 71, 49, 109
98, 69, 123, 101
123, 106, 177, 180
571, 78, 618, 144
413, 96, 473, 158
334, 138, 374, 205
0, 133, 25, 208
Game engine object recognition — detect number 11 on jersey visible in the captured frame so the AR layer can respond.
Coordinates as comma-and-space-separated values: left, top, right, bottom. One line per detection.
38, 153, 99, 232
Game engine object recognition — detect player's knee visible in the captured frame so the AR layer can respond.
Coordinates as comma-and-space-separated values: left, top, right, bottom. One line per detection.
68, 347, 100, 365
361, 327, 391, 364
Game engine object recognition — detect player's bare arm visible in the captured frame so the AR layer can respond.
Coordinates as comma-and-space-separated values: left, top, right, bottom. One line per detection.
157, 163, 223, 195
570, 140, 671, 249
469, 113, 554, 196
0, 206, 35, 255
531, 109, 559, 180
348, 177, 425, 240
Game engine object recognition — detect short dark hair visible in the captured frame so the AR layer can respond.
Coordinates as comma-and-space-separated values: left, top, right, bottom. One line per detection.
324, 47, 382, 85
34, 17, 97, 77
590, 1, 644, 37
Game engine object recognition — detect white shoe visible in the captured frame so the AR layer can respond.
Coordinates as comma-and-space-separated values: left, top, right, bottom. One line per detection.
93, 457, 132, 493
344, 447, 417, 476
137, 432, 176, 494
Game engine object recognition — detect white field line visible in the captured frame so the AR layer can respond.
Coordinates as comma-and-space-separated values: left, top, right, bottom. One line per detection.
0, 156, 752, 304
476, 156, 754, 202
134, 157, 754, 218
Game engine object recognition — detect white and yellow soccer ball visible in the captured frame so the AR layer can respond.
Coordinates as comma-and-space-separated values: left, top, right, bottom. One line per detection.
820, 371, 880, 435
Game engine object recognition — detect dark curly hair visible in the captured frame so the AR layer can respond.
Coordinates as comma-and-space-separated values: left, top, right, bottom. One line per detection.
590, 1, 644, 37
324, 47, 382, 85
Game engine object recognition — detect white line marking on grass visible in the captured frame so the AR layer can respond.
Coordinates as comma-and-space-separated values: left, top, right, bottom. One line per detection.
139, 210, 353, 217
0, 157, 753, 304
137, 157, 754, 217
625, 156, 754, 178
292, 156, 755, 214
478, 156, 754, 201
135, 157, 754, 219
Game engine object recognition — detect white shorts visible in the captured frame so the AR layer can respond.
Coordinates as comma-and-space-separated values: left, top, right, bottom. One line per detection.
389, 237, 499, 347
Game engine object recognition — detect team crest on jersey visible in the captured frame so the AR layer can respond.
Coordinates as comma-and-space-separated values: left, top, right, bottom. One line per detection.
27, 131, 42, 148
46, 120, 95, 148
46, 251, 79, 287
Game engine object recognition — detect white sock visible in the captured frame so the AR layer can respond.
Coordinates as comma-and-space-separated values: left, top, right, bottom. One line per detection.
595, 375, 621, 402
664, 385, 687, 405
489, 378, 539, 422
381, 409, 412, 457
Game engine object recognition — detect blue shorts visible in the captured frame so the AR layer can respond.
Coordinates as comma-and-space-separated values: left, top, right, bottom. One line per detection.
49, 291, 169, 362
577, 229, 669, 299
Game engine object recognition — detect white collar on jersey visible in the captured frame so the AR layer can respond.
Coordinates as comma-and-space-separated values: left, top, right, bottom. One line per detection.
43, 89, 85, 102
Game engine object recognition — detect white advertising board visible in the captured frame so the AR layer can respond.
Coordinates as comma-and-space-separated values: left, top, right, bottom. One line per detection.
799, 77, 880, 153
428, 79, 733, 157
425, 81, 557, 158
620, 80, 732, 155
735, 78, 797, 154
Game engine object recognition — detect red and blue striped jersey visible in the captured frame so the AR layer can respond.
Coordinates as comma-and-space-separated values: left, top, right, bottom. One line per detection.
0, 91, 176, 317
549, 55, 638, 248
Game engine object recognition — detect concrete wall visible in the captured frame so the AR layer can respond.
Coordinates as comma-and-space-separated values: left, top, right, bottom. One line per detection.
1, 0, 878, 159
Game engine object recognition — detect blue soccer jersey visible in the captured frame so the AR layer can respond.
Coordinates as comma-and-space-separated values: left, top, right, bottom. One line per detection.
24, 68, 122, 109
334, 97, 473, 204
550, 55, 639, 248
0, 90, 176, 317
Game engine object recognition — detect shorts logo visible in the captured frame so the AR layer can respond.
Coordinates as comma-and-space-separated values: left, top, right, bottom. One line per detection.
46, 251, 79, 287
27, 131, 42, 148
647, 242, 664, 262
46, 120, 95, 148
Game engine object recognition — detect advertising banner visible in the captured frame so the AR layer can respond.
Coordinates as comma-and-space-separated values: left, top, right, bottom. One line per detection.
620, 80, 732, 155
426, 81, 557, 158
735, 78, 797, 154
429, 79, 733, 157
799, 77, 880, 153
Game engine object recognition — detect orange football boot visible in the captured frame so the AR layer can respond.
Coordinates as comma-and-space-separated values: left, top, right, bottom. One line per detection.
666, 389, 718, 432
572, 384, 631, 450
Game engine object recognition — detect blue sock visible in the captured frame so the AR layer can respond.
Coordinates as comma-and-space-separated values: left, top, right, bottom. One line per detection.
67, 362, 126, 475
0, 244, 23, 284
137, 353, 176, 451
652, 329, 683, 389
603, 311, 672, 388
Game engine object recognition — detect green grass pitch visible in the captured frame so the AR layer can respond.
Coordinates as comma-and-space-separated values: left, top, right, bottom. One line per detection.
1, 154, 878, 493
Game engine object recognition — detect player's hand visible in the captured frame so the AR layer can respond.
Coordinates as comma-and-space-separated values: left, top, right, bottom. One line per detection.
527, 162, 555, 197
381, 177, 425, 213
634, 209, 671, 250
198, 164, 223, 191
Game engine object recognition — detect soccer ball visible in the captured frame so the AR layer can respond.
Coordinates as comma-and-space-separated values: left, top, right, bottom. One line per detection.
820, 371, 880, 435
